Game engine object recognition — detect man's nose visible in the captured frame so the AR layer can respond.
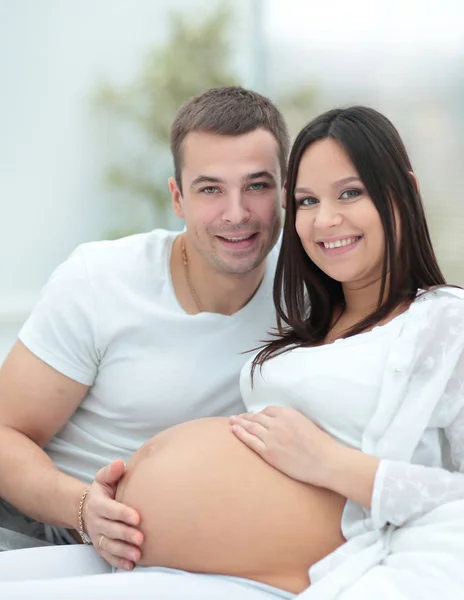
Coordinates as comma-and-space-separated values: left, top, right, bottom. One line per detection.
222, 192, 251, 224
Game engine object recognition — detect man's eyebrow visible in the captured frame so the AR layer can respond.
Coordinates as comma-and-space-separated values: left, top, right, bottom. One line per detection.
243, 171, 277, 183
190, 175, 225, 189
190, 171, 277, 189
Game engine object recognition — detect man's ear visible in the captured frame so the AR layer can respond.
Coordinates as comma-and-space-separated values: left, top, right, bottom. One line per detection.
169, 177, 184, 218
282, 184, 287, 209
409, 171, 420, 194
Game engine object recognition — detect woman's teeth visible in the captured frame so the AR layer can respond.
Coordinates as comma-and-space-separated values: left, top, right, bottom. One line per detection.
323, 236, 360, 249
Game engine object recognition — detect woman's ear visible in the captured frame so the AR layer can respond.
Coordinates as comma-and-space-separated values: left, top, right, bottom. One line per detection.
282, 184, 287, 209
409, 171, 420, 194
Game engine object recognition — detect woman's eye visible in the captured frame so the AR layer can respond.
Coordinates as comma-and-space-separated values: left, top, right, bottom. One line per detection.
340, 189, 361, 200
296, 197, 317, 208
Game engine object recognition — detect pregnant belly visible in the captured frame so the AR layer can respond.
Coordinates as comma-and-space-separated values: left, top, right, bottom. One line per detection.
116, 417, 346, 594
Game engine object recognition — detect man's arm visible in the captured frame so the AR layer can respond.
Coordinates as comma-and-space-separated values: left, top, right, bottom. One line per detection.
0, 341, 142, 570
0, 341, 89, 527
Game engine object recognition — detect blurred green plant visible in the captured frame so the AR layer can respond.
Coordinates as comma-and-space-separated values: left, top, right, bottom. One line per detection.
94, 5, 319, 236
278, 83, 319, 140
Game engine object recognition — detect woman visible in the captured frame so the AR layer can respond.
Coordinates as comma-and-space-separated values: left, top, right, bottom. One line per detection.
112, 106, 464, 599
3, 107, 464, 600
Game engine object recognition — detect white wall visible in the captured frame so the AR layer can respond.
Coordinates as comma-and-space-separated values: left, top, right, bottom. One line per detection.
0, 0, 256, 362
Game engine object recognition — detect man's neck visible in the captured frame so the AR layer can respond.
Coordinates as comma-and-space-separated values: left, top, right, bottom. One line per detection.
197, 267, 266, 315
170, 235, 267, 316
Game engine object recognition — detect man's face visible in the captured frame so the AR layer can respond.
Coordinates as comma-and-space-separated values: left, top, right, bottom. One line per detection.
170, 129, 283, 276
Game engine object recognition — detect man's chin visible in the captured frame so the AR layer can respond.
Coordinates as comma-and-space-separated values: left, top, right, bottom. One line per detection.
215, 253, 265, 276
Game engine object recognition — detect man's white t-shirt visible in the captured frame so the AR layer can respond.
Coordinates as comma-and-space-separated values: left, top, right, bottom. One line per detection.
18, 229, 279, 483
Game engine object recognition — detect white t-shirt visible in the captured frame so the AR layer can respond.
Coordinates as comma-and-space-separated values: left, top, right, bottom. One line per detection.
18, 229, 279, 483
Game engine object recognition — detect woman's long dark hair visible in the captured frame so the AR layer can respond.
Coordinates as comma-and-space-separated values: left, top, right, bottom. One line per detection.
252, 106, 446, 378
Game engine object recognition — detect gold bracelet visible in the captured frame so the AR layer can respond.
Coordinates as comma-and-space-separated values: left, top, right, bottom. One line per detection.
77, 488, 91, 544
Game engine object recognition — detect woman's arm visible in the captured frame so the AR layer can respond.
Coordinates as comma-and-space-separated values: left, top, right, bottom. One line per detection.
319, 446, 379, 509
369, 411, 464, 528
323, 413, 464, 526
230, 406, 380, 506
333, 408, 464, 527
230, 405, 464, 528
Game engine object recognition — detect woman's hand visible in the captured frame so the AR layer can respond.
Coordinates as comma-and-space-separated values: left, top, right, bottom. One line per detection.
229, 406, 342, 489
82, 460, 144, 571
230, 406, 380, 507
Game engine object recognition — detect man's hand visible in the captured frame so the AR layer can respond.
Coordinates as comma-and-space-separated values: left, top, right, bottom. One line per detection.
82, 459, 143, 570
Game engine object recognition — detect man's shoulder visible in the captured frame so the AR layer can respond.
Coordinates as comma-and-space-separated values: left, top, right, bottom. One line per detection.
75, 229, 178, 275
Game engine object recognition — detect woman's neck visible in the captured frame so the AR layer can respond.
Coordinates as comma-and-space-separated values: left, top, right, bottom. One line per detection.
326, 277, 409, 343
341, 277, 385, 320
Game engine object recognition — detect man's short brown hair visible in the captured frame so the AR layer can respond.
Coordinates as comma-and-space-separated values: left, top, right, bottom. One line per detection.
170, 86, 289, 191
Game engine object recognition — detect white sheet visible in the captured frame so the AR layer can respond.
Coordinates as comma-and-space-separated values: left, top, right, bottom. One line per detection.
0, 545, 291, 599
2, 496, 464, 600
0, 544, 110, 581
1, 497, 463, 600
296, 499, 464, 599
0, 571, 289, 599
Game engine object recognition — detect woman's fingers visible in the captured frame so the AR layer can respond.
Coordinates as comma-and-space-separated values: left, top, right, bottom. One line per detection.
230, 410, 274, 430
230, 422, 267, 455
230, 415, 268, 438
237, 412, 274, 429
261, 406, 281, 418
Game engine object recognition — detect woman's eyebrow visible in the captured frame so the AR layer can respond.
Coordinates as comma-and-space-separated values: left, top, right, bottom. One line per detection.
332, 176, 362, 187
295, 176, 362, 195
294, 186, 314, 194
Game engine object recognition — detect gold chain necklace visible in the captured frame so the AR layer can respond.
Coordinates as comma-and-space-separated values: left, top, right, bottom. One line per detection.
181, 236, 203, 313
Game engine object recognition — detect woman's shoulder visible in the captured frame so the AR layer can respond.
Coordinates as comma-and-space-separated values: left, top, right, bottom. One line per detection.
391, 287, 464, 357
415, 286, 464, 315
405, 286, 464, 349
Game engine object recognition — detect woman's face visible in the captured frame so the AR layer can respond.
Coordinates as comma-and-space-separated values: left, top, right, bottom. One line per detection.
294, 138, 386, 289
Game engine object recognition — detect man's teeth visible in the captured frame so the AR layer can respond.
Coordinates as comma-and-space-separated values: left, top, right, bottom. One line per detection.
221, 235, 254, 242
323, 237, 359, 249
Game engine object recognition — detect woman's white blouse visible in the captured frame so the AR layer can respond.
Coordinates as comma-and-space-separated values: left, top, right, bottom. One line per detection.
241, 316, 405, 450
240, 290, 464, 551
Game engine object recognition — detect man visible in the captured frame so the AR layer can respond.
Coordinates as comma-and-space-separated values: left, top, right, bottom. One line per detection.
0, 86, 289, 570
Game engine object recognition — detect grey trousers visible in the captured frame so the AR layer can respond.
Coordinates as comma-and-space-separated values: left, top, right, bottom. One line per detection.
0, 498, 77, 552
